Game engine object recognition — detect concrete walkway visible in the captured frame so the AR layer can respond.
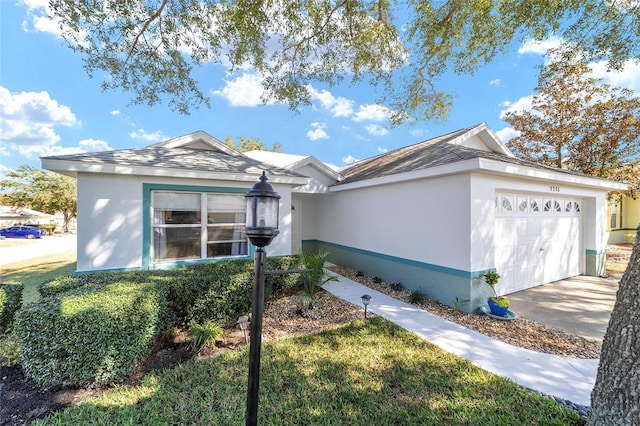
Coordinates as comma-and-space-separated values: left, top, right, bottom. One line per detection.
323, 275, 599, 407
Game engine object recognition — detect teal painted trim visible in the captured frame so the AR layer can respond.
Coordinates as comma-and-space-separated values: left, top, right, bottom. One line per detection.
142, 183, 251, 269
586, 248, 607, 255
150, 256, 245, 270
304, 239, 485, 279
75, 266, 141, 275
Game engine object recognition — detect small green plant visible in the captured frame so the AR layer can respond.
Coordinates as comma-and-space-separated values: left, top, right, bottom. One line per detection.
389, 280, 401, 291
483, 270, 509, 307
452, 297, 470, 312
189, 321, 225, 352
355, 270, 364, 277
373, 276, 382, 283
296, 291, 315, 315
0, 332, 20, 367
409, 291, 426, 304
296, 251, 338, 313
483, 271, 500, 287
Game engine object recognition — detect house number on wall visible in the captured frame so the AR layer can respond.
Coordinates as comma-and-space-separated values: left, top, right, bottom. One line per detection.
550, 185, 560, 192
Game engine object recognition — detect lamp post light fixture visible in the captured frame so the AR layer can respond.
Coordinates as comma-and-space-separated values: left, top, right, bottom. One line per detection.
361, 294, 371, 318
237, 315, 249, 344
244, 171, 280, 426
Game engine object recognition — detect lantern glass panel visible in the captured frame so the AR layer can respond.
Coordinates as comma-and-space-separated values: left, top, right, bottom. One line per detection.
257, 198, 279, 229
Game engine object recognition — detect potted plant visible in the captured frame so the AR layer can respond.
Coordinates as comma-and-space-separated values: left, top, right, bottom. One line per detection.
484, 271, 510, 317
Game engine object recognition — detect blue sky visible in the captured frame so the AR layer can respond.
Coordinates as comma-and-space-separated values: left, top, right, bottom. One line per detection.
2, 1, 640, 178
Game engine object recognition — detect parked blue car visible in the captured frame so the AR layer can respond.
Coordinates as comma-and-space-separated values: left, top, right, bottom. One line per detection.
0, 226, 47, 239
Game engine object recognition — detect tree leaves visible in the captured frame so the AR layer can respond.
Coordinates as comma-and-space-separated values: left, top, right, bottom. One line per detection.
503, 48, 640, 197
47, 1, 640, 122
0, 165, 77, 231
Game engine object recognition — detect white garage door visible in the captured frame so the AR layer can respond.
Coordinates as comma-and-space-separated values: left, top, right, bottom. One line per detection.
494, 193, 583, 295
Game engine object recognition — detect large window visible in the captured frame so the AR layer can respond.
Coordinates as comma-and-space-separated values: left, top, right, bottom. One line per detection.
152, 191, 247, 261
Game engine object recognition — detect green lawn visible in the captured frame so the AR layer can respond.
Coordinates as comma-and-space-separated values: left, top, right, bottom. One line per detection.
35, 317, 577, 425
1, 250, 76, 304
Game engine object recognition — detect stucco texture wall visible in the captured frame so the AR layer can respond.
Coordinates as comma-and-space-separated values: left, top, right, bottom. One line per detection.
76, 174, 293, 273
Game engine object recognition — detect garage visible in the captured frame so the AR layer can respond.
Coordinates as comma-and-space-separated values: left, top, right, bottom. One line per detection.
494, 192, 583, 295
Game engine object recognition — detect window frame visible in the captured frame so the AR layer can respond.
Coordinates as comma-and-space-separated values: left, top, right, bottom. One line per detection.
143, 184, 251, 269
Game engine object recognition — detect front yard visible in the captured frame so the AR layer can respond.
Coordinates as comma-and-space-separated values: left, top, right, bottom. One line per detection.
1, 243, 632, 425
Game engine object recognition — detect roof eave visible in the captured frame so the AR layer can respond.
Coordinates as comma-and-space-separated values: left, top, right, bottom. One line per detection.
288, 156, 344, 181
41, 158, 309, 186
477, 159, 628, 190
330, 158, 628, 192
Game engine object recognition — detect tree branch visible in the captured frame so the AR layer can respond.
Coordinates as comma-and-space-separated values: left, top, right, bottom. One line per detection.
126, 0, 170, 63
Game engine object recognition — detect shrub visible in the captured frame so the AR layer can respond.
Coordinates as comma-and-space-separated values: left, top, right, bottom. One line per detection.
409, 290, 426, 304
266, 255, 307, 293
184, 261, 254, 326
188, 321, 225, 352
0, 283, 23, 332
39, 270, 165, 298
0, 332, 20, 367
15, 281, 161, 386
16, 255, 304, 385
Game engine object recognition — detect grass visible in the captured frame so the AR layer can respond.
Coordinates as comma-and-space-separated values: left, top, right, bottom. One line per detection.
1, 250, 76, 304
34, 317, 577, 425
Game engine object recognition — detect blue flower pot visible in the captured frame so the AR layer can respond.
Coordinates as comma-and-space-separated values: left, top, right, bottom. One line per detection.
487, 298, 509, 317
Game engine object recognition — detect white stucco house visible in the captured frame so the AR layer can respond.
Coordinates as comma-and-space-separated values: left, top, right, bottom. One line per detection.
41, 123, 626, 312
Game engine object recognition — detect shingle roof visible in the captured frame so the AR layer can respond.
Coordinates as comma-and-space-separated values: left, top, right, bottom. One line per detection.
336, 125, 601, 186
42, 146, 306, 178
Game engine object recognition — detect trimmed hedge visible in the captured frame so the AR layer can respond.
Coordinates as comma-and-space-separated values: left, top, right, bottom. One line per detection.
170, 256, 307, 326
17, 255, 306, 386
0, 283, 23, 332
16, 281, 161, 386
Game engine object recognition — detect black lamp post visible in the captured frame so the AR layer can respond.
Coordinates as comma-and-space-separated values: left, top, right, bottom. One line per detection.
244, 171, 280, 426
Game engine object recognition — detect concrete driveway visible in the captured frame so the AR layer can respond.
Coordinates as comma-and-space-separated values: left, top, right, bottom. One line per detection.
508, 275, 619, 343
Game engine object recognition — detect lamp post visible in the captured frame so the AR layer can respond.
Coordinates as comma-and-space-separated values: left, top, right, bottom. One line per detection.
244, 171, 280, 426
361, 294, 371, 318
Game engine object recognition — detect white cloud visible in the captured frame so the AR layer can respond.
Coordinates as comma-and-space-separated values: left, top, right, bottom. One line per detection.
308, 87, 354, 117
590, 60, 640, 93
495, 127, 520, 144
0, 86, 78, 147
110, 110, 121, 116
342, 155, 359, 164
499, 95, 535, 119
377, 147, 388, 154
364, 124, 389, 136
212, 72, 275, 107
352, 104, 391, 122
78, 138, 112, 151
409, 128, 427, 138
128, 129, 168, 142
489, 79, 502, 86
16, 138, 112, 160
306, 122, 329, 141
0, 163, 10, 179
518, 36, 563, 55
20, 0, 90, 47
